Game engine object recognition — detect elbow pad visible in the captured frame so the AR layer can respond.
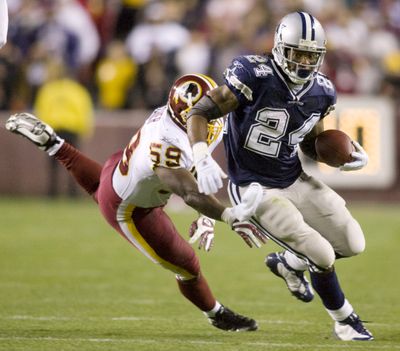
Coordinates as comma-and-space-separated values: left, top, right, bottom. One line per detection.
187, 95, 223, 122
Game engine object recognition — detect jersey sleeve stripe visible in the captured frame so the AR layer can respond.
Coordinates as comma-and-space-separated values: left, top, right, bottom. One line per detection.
224, 68, 253, 101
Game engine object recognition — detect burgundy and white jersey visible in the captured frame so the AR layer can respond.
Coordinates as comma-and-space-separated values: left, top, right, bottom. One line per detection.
112, 106, 223, 210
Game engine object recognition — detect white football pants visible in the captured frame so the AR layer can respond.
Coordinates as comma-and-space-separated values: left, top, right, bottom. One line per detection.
228, 172, 365, 270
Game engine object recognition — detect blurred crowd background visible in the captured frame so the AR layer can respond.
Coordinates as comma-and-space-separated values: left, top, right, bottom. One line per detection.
1, 0, 400, 113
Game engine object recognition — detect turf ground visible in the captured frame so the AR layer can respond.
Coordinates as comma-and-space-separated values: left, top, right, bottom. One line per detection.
0, 197, 399, 351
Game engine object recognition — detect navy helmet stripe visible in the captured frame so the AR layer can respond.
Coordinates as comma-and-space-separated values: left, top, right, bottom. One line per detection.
297, 12, 307, 39
309, 13, 315, 40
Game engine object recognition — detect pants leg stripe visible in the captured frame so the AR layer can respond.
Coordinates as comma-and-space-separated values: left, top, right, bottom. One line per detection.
118, 204, 195, 278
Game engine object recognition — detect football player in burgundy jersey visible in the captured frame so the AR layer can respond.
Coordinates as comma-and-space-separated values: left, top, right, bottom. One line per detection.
6, 74, 269, 332
186, 12, 372, 341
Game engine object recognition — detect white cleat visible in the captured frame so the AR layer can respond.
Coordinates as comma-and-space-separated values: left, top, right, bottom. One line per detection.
334, 312, 374, 341
5, 112, 59, 151
266, 252, 314, 302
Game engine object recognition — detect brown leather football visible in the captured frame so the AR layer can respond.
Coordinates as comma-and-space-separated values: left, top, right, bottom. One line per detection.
315, 130, 355, 167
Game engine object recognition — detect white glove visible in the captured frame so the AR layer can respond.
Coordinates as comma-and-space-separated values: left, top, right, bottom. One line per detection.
221, 182, 263, 226
232, 220, 268, 248
188, 215, 216, 252
193, 142, 227, 195
340, 140, 368, 171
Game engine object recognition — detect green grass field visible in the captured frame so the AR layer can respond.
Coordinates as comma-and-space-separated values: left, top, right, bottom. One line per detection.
0, 197, 399, 351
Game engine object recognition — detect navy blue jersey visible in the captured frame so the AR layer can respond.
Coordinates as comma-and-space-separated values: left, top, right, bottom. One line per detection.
223, 55, 336, 188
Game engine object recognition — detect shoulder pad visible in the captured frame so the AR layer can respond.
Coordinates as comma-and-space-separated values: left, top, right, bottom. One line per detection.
315, 73, 336, 97
224, 55, 272, 103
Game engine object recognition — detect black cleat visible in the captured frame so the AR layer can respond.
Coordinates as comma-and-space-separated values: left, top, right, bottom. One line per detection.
208, 305, 258, 332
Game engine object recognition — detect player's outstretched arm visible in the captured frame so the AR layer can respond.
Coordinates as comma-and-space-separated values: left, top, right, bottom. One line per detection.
155, 167, 267, 247
156, 166, 226, 219
0, 0, 8, 48
187, 85, 238, 195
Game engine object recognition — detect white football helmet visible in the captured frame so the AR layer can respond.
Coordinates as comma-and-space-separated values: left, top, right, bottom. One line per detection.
272, 12, 326, 84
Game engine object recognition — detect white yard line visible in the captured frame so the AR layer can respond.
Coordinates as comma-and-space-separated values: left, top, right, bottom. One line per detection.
1, 315, 398, 328
0, 336, 398, 349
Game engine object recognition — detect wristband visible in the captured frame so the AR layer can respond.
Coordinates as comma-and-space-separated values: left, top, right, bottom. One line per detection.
192, 142, 209, 163
221, 207, 234, 227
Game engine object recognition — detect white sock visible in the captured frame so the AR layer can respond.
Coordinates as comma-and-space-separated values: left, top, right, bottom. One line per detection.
326, 299, 353, 322
203, 301, 222, 317
47, 137, 65, 156
284, 250, 308, 271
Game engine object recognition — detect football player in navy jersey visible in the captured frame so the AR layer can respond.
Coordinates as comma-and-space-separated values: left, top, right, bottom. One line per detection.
186, 12, 373, 341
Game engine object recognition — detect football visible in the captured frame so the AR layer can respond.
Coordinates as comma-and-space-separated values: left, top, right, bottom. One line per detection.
315, 130, 355, 167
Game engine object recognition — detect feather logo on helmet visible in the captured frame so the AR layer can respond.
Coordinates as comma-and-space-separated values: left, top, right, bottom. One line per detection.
172, 81, 203, 110
167, 74, 224, 145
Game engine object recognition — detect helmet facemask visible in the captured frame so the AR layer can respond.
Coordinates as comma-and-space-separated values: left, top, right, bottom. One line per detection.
272, 12, 327, 85
274, 43, 325, 84
206, 118, 223, 145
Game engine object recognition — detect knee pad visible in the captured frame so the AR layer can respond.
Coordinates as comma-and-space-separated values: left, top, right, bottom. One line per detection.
347, 219, 366, 255
337, 218, 366, 257
303, 234, 336, 270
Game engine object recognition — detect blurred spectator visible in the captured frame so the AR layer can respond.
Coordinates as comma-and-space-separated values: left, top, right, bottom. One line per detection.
76, 0, 118, 46
382, 50, 400, 99
2, 0, 400, 111
0, 0, 8, 48
54, 0, 100, 84
55, 0, 100, 66
323, 50, 358, 94
125, 1, 190, 107
125, 2, 190, 65
0, 44, 22, 109
174, 30, 211, 75
33, 57, 94, 197
114, 0, 148, 40
134, 49, 175, 109
95, 40, 137, 109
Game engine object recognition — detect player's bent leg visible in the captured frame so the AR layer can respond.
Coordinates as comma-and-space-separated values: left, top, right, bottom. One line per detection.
131, 207, 257, 331
229, 182, 335, 303
5, 112, 63, 154
54, 142, 102, 197
230, 182, 336, 269
333, 216, 365, 257
297, 174, 366, 258
290, 173, 373, 339
255, 194, 336, 269
177, 274, 257, 332
96, 171, 257, 331
6, 112, 102, 198
310, 268, 374, 341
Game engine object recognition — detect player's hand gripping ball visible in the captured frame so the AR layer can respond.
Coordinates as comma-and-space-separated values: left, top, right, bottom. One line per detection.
315, 130, 355, 167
